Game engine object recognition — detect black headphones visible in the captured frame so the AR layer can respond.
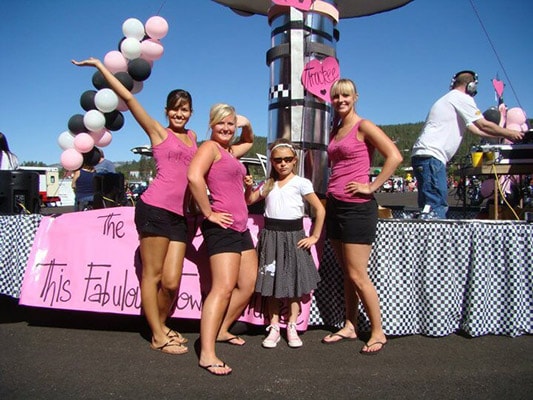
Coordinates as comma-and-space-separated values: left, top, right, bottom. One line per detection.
450, 70, 478, 97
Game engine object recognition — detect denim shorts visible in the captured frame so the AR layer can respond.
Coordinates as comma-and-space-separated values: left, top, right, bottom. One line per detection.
326, 196, 378, 244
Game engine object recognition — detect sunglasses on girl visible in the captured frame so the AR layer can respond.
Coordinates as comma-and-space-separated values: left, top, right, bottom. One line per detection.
272, 156, 295, 164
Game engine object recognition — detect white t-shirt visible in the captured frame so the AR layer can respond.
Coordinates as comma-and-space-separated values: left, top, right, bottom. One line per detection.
412, 89, 483, 164
261, 175, 314, 220
0, 151, 19, 170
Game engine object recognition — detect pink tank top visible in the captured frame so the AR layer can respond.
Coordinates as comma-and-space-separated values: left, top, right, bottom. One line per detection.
141, 130, 197, 215
327, 120, 374, 203
206, 146, 248, 232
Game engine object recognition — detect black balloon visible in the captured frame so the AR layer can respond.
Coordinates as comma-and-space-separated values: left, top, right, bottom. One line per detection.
483, 107, 501, 125
128, 58, 151, 81
92, 71, 109, 90
117, 36, 126, 51
114, 71, 134, 91
82, 147, 101, 166
80, 90, 97, 111
68, 114, 86, 134
105, 110, 125, 131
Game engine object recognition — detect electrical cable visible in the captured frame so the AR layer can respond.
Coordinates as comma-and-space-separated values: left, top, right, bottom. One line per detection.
491, 164, 520, 220
468, 0, 523, 110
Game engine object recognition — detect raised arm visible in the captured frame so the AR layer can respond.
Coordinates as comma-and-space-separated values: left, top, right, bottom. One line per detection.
230, 115, 254, 159
71, 58, 166, 144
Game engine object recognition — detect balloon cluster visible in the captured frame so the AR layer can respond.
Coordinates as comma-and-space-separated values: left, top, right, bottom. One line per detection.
58, 16, 169, 170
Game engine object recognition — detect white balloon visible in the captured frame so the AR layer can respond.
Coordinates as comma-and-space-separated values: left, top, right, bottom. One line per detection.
95, 88, 119, 113
83, 109, 106, 132
122, 18, 145, 40
120, 37, 142, 60
57, 130, 76, 150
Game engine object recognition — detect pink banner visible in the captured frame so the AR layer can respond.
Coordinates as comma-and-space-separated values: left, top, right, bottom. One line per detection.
19, 207, 318, 329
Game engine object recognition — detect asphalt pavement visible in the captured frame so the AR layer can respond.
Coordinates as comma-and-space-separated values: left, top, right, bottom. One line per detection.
1, 295, 532, 400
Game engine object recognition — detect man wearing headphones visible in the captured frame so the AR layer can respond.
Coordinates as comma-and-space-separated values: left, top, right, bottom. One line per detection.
411, 70, 524, 218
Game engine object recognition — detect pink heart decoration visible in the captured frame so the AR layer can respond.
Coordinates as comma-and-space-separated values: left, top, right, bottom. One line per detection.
492, 79, 505, 99
271, 0, 313, 11
301, 57, 340, 102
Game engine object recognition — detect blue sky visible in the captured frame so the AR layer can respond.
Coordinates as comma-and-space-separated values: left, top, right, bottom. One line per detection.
1, 0, 531, 165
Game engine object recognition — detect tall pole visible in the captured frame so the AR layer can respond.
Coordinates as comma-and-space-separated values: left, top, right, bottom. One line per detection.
267, 2, 339, 195
213, 1, 413, 195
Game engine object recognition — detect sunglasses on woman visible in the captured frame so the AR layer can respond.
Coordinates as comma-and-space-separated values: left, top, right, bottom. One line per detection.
271, 156, 295, 164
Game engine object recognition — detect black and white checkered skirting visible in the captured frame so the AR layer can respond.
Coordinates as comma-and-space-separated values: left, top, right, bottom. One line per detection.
255, 218, 321, 298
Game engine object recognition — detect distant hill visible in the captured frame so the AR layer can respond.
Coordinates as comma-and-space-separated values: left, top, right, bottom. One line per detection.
44, 119, 532, 178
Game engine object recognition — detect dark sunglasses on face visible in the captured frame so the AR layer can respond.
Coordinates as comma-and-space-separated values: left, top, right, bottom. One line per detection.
272, 156, 295, 164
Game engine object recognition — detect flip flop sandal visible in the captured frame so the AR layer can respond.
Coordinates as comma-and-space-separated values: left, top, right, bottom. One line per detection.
216, 336, 246, 346
199, 362, 232, 376
359, 341, 387, 355
150, 339, 188, 355
166, 328, 189, 344
321, 332, 358, 345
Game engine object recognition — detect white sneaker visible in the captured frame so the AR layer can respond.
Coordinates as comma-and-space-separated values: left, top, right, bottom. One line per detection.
287, 323, 303, 348
262, 324, 281, 348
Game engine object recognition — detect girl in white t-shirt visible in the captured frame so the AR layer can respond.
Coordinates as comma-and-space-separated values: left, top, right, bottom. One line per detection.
245, 139, 325, 348
0, 132, 19, 170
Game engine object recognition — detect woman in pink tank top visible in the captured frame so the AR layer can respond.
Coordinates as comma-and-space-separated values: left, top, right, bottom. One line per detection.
321, 78, 402, 355
188, 103, 258, 376
72, 58, 197, 356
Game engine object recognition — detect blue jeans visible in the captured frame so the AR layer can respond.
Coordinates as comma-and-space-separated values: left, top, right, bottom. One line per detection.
74, 195, 93, 212
411, 156, 448, 218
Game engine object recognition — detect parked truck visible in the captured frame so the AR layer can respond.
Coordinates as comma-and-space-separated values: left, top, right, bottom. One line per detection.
18, 166, 62, 207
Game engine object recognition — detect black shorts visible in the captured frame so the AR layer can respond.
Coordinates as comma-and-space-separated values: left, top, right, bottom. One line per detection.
326, 196, 378, 244
201, 219, 255, 257
134, 198, 187, 242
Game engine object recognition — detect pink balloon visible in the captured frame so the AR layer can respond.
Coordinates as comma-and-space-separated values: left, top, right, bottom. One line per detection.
141, 38, 164, 61
96, 130, 113, 147
61, 148, 83, 171
74, 132, 95, 153
104, 50, 128, 73
116, 97, 129, 111
131, 80, 143, 94
89, 129, 105, 142
145, 16, 169, 40
506, 123, 522, 131
506, 107, 527, 126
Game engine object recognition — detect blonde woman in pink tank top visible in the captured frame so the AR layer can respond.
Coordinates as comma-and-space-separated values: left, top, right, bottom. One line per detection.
73, 58, 197, 356
322, 79, 402, 355
188, 103, 257, 376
